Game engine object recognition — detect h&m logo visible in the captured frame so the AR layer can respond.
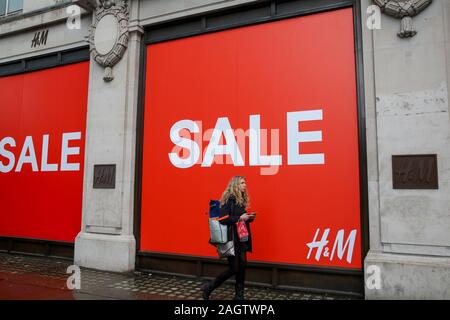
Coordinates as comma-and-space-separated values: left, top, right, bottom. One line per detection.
306, 228, 357, 264
31, 30, 49, 48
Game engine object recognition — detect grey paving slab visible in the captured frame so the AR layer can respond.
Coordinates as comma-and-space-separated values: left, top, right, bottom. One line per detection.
0, 252, 357, 300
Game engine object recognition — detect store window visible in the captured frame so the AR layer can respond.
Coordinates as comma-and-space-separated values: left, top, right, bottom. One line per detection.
0, 0, 23, 17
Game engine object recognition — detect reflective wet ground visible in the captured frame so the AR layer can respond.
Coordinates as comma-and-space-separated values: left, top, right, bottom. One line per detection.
0, 253, 357, 300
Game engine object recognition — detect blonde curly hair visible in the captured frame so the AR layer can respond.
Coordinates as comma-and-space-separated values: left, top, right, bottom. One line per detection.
220, 176, 250, 209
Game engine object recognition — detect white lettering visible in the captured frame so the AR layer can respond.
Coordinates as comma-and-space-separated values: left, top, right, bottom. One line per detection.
168, 120, 200, 169
287, 110, 324, 165
0, 137, 16, 173
174, 304, 208, 317
249, 115, 282, 166
330, 229, 357, 263
61, 132, 81, 171
168, 111, 326, 169
201, 117, 244, 167
41, 134, 58, 172
15, 136, 39, 172
306, 228, 330, 262
0, 133, 81, 173
307, 228, 357, 264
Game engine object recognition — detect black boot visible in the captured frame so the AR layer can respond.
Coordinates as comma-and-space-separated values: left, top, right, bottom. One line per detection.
233, 283, 245, 300
201, 283, 212, 300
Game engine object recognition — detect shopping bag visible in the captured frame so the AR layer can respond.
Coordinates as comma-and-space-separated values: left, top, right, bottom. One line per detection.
209, 218, 228, 244
216, 240, 235, 259
236, 221, 249, 242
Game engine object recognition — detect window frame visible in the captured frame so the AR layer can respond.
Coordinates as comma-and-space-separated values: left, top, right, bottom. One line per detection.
0, 0, 23, 17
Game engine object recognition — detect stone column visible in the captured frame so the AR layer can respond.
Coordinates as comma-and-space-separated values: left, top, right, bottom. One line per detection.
74, 15, 143, 272
363, 0, 450, 299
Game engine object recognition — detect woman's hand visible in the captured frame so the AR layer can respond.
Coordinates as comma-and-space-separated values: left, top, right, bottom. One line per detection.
239, 214, 251, 222
239, 213, 256, 222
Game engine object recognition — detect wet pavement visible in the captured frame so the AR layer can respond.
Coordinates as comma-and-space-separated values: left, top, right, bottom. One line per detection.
0, 252, 356, 300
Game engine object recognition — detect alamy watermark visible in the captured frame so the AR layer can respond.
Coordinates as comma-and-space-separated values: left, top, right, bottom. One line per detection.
65, 4, 382, 31
66, 5, 81, 30
66, 265, 81, 290
168, 110, 325, 176
366, 264, 382, 290
366, 5, 382, 31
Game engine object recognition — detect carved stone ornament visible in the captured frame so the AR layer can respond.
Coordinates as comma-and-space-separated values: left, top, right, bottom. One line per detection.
373, 0, 433, 38
88, 0, 129, 82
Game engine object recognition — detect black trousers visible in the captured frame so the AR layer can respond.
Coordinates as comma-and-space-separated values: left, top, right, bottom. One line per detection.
208, 249, 247, 298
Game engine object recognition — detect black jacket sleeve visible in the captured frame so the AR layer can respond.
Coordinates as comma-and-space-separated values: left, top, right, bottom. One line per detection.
219, 198, 240, 225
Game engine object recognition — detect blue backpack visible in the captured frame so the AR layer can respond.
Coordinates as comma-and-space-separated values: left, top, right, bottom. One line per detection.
209, 199, 221, 218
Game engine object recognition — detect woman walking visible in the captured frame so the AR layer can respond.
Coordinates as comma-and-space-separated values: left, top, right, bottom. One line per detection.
202, 176, 256, 300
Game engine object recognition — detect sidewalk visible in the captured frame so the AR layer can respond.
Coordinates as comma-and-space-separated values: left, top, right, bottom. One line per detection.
0, 252, 356, 300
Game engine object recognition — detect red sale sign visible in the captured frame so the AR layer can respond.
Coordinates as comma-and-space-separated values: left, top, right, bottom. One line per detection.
141, 8, 362, 268
0, 62, 89, 242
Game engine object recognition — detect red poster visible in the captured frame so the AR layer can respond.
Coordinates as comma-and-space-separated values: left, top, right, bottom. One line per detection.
141, 8, 362, 268
0, 62, 89, 243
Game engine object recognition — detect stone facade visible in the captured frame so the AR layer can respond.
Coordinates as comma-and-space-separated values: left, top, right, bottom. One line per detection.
362, 0, 450, 299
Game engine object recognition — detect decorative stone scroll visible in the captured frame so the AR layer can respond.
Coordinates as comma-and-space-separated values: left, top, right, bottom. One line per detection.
373, 0, 433, 38
88, 0, 129, 82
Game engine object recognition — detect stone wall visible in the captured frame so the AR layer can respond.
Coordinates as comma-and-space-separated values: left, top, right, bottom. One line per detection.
363, 0, 450, 299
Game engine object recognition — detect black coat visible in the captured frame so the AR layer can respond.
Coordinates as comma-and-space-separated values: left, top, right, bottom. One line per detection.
219, 195, 253, 253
